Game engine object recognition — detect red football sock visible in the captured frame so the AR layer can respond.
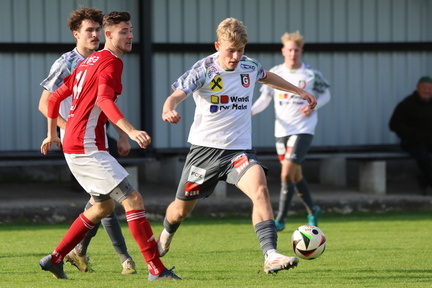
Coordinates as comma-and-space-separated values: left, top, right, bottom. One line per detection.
126, 210, 165, 275
51, 213, 95, 264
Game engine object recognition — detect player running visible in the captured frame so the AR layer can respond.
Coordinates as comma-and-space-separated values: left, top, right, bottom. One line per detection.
252, 31, 331, 230
158, 17, 316, 274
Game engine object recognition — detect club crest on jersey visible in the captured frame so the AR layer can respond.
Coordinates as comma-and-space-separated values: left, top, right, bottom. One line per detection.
210, 76, 224, 91
207, 66, 220, 79
298, 80, 307, 89
241, 74, 250, 88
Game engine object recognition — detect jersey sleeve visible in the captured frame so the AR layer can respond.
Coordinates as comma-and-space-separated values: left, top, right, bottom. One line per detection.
315, 87, 331, 110
251, 84, 273, 115
306, 65, 330, 95
95, 58, 125, 123
171, 59, 206, 96
40, 57, 70, 92
256, 62, 267, 81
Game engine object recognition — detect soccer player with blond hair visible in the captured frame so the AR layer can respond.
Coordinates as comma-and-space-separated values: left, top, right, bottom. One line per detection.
158, 18, 317, 274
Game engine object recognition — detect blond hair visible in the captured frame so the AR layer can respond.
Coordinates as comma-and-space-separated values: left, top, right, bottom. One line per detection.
281, 31, 304, 48
216, 17, 248, 45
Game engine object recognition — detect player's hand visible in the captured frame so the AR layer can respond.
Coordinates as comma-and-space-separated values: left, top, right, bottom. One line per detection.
129, 130, 151, 149
117, 135, 131, 156
162, 110, 182, 124
40, 136, 62, 155
300, 105, 313, 117
299, 91, 317, 110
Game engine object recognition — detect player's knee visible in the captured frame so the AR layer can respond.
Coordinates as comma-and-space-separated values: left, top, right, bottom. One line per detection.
121, 190, 144, 211
253, 184, 270, 202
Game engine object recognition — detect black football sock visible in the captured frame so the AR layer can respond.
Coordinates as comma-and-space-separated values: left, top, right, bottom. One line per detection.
275, 183, 295, 222
254, 219, 277, 256
101, 211, 131, 264
296, 178, 315, 214
163, 217, 181, 234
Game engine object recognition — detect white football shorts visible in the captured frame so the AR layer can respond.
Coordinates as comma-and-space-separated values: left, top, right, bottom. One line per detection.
64, 151, 129, 197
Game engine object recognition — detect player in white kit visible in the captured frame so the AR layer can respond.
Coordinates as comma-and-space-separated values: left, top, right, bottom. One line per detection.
252, 31, 331, 230
157, 18, 317, 275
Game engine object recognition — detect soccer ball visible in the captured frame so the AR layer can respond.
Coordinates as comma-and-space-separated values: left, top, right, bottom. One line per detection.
291, 225, 326, 260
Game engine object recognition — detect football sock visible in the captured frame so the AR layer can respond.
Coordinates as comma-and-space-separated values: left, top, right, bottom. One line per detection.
76, 201, 100, 256
101, 210, 131, 264
275, 183, 295, 222
163, 217, 181, 234
254, 219, 277, 256
265, 249, 277, 259
126, 210, 164, 275
296, 178, 315, 214
51, 213, 95, 264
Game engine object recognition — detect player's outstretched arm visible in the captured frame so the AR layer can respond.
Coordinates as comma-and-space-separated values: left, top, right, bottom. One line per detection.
162, 89, 187, 124
260, 71, 317, 109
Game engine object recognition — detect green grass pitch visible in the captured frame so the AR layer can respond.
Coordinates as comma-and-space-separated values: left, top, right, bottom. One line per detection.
1, 211, 431, 288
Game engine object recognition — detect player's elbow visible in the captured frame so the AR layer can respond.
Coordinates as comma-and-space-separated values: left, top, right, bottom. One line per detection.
95, 97, 108, 110
38, 101, 47, 117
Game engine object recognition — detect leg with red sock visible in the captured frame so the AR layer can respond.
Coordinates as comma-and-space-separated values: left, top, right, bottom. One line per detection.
125, 209, 181, 281
39, 213, 95, 279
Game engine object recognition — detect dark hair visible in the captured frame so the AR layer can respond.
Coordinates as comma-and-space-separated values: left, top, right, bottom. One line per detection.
103, 11, 131, 28
67, 5, 103, 32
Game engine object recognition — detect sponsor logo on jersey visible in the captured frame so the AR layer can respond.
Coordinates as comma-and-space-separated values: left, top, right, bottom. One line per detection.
211, 95, 229, 104
232, 153, 250, 174
82, 55, 99, 65
278, 93, 304, 106
210, 105, 218, 113
240, 63, 256, 70
241, 74, 250, 88
209, 95, 249, 113
210, 76, 224, 91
